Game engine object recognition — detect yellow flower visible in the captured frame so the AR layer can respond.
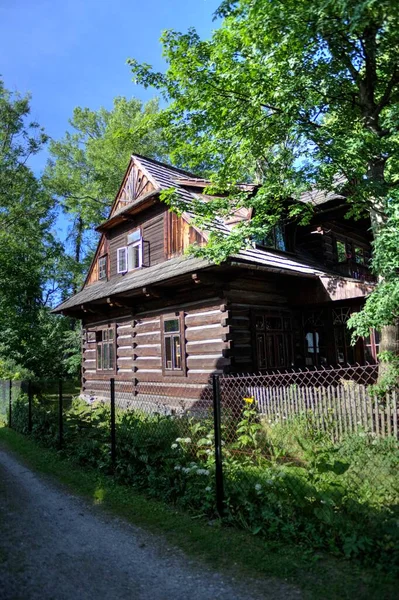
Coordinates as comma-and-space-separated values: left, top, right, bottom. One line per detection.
243, 397, 255, 404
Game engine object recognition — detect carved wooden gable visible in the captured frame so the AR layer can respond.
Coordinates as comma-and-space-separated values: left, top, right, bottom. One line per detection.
110, 159, 156, 217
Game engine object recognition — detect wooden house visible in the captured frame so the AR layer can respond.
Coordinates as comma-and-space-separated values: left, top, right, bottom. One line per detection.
54, 155, 378, 408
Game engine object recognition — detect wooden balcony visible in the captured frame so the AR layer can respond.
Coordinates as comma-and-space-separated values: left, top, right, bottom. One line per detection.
335, 260, 376, 282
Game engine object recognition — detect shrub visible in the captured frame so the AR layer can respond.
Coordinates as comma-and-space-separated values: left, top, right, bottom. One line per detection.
9, 390, 399, 571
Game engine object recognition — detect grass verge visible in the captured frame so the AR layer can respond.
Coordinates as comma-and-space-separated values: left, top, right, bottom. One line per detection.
0, 425, 396, 600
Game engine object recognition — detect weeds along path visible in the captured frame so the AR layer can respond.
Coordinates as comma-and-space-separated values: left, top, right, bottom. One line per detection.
0, 448, 300, 600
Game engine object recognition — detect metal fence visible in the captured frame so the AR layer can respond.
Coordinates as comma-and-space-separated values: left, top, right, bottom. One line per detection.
0, 366, 398, 567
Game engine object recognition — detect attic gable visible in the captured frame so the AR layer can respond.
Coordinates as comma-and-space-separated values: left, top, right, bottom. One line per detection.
109, 157, 157, 218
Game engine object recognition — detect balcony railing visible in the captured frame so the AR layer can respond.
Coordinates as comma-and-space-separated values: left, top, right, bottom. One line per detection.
335, 260, 376, 282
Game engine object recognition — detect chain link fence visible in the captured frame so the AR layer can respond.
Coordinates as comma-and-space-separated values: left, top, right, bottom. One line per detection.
0, 365, 398, 570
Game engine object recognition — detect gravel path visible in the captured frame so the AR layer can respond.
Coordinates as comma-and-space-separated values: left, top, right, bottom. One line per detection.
0, 448, 301, 600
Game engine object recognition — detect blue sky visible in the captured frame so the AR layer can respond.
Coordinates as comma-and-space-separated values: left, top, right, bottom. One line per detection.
0, 0, 220, 173
0, 0, 220, 243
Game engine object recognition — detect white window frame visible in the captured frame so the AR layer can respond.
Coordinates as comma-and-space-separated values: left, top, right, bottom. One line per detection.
117, 247, 128, 273
127, 229, 142, 271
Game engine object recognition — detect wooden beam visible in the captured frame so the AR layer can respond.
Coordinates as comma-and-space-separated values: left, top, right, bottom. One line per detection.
106, 296, 132, 309
142, 286, 162, 298
80, 304, 96, 314
192, 272, 220, 286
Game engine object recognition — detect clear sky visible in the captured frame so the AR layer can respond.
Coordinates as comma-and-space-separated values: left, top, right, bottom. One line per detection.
0, 0, 220, 173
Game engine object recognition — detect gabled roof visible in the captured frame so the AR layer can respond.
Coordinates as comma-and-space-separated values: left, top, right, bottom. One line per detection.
54, 156, 354, 314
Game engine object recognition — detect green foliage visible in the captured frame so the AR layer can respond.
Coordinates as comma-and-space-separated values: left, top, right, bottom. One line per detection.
10, 389, 399, 571
0, 359, 34, 381
0, 79, 77, 378
128, 0, 399, 334
44, 96, 169, 288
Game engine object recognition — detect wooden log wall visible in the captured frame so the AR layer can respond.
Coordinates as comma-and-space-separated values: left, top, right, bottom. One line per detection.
225, 277, 288, 373
81, 299, 231, 410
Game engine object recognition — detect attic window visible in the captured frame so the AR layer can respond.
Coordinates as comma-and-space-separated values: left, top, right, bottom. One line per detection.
254, 225, 286, 252
117, 247, 128, 273
98, 255, 107, 280
117, 229, 143, 274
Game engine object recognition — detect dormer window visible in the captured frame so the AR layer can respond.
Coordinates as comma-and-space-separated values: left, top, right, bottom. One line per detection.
98, 255, 107, 280
255, 224, 286, 252
117, 228, 142, 274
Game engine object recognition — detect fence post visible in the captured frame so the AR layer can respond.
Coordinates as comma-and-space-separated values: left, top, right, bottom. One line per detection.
212, 373, 224, 517
8, 379, 12, 428
110, 378, 116, 471
58, 380, 63, 449
28, 380, 33, 433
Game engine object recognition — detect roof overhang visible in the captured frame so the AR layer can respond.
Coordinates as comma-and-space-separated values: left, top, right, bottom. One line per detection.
96, 189, 160, 232
318, 275, 375, 301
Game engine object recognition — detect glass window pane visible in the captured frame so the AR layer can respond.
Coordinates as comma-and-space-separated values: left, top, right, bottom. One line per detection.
283, 317, 291, 330
266, 336, 275, 368
275, 225, 286, 251
97, 344, 102, 369
255, 315, 264, 330
336, 240, 347, 262
354, 246, 365, 264
276, 335, 285, 366
256, 334, 266, 368
173, 335, 181, 369
128, 229, 141, 244
128, 243, 141, 270
265, 317, 282, 330
164, 318, 179, 333
165, 337, 172, 369
117, 248, 127, 273
109, 342, 115, 370
103, 343, 109, 369
98, 256, 107, 279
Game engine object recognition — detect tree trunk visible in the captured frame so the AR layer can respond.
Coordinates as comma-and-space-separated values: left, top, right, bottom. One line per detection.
378, 321, 399, 379
366, 161, 399, 380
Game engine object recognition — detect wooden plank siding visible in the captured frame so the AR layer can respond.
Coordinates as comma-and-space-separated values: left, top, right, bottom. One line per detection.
109, 204, 166, 278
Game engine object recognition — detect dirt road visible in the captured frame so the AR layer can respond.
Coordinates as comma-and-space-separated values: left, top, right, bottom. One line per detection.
0, 449, 300, 600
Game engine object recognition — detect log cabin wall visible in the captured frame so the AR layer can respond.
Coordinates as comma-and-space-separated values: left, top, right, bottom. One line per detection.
81, 299, 231, 410
225, 275, 288, 373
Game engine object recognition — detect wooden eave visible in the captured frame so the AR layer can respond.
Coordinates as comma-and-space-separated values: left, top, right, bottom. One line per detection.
96, 190, 160, 232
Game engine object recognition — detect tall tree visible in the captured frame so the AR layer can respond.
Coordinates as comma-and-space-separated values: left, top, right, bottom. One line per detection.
0, 79, 75, 377
129, 0, 399, 366
44, 96, 168, 289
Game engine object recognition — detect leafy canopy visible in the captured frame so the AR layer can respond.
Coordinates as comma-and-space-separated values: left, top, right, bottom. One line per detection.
128, 0, 399, 335
0, 80, 77, 377
44, 96, 168, 286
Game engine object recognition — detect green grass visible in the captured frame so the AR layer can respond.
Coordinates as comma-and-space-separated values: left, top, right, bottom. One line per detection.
0, 425, 397, 600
